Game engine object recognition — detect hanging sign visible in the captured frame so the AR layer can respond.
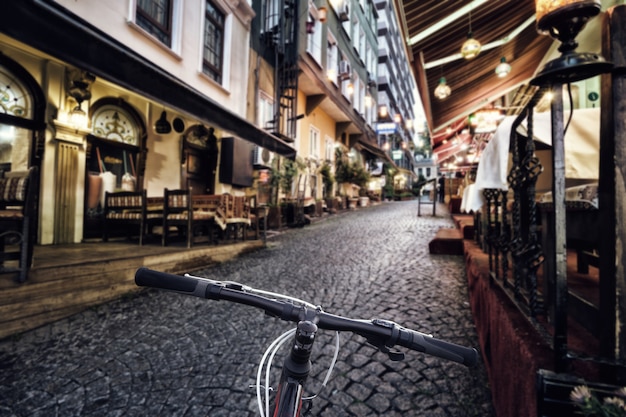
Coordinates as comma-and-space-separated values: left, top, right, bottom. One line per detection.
376, 122, 397, 134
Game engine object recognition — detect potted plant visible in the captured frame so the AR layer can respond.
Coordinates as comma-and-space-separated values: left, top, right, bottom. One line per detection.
334, 147, 371, 203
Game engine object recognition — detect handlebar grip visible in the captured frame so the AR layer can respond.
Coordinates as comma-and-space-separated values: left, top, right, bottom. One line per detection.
400, 329, 478, 366
135, 267, 200, 294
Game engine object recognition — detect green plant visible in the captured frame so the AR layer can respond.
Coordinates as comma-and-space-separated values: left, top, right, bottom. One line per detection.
319, 162, 335, 198
412, 174, 427, 196
334, 148, 370, 190
270, 156, 306, 201
570, 385, 626, 417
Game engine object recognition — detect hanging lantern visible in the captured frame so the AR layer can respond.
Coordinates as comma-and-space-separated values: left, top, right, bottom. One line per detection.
460, 12, 481, 60
461, 33, 481, 60
434, 77, 451, 100
495, 57, 512, 78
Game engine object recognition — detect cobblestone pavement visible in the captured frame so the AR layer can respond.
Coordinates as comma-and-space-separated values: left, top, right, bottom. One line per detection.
0, 201, 495, 417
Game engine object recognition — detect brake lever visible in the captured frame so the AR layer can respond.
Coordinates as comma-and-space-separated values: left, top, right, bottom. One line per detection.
364, 318, 407, 361
364, 336, 405, 361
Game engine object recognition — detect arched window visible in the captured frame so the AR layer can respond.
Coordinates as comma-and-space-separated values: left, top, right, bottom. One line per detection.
87, 98, 147, 192
0, 54, 45, 172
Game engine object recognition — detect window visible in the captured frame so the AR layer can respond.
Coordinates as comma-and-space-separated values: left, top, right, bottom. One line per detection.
91, 105, 141, 146
0, 61, 38, 172
341, 70, 353, 101
203, 0, 225, 83
309, 126, 320, 159
325, 135, 334, 162
136, 0, 173, 46
358, 27, 365, 60
258, 91, 274, 129
351, 18, 359, 54
306, 12, 323, 65
262, 0, 281, 34
326, 36, 338, 85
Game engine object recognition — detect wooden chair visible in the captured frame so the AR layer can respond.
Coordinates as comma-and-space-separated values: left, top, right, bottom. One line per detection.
103, 190, 159, 245
0, 167, 38, 283
191, 194, 223, 244
162, 189, 218, 247
214, 194, 251, 241
245, 195, 266, 240
162, 188, 193, 247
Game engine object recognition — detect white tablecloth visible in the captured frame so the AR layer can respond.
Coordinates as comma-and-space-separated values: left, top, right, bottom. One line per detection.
464, 108, 600, 213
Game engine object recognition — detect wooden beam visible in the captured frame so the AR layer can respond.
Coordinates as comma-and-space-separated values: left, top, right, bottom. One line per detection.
336, 122, 350, 138
305, 94, 326, 115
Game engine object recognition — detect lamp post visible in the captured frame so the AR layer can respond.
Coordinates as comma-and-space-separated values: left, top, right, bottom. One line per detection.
531, 0, 612, 372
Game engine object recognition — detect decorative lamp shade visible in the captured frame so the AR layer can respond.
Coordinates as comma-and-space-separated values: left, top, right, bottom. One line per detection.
434, 77, 451, 100
536, 0, 601, 32
531, 0, 610, 85
495, 57, 512, 78
69, 103, 88, 129
461, 34, 481, 60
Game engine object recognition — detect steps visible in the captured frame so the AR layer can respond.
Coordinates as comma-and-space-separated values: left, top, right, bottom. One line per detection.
429, 214, 474, 255
429, 228, 464, 255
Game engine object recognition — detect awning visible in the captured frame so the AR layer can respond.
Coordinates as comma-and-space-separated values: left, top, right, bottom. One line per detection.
3, 0, 296, 159
356, 140, 393, 165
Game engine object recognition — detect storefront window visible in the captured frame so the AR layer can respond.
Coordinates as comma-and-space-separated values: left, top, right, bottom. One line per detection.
0, 125, 32, 171
0, 64, 36, 172
84, 100, 145, 239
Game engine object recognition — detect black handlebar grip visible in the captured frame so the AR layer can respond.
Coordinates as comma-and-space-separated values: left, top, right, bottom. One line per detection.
401, 330, 478, 366
135, 267, 199, 294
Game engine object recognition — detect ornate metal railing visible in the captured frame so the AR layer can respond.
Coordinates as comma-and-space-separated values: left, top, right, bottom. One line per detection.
480, 91, 545, 319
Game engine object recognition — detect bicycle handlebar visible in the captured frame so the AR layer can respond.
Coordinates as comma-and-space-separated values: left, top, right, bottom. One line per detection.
135, 267, 478, 367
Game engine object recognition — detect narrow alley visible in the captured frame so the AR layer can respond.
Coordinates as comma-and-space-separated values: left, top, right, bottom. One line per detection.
0, 201, 494, 416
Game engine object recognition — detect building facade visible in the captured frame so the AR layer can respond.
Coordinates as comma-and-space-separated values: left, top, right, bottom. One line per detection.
249, 0, 389, 205
374, 0, 417, 193
2, 0, 295, 246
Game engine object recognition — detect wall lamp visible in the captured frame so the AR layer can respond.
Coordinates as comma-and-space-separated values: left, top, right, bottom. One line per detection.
318, 6, 327, 22
66, 68, 95, 129
155, 110, 172, 134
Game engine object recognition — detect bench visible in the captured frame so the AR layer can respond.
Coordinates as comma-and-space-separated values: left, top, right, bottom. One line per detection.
103, 190, 161, 245
0, 167, 38, 283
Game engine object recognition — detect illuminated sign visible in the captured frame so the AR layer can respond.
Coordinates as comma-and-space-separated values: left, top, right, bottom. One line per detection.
376, 122, 397, 134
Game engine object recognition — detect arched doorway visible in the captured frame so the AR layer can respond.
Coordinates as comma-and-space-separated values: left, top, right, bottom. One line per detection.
83, 98, 147, 239
0, 53, 45, 276
181, 124, 218, 194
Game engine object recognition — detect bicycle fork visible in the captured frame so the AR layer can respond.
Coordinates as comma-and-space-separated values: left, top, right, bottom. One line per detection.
272, 320, 317, 417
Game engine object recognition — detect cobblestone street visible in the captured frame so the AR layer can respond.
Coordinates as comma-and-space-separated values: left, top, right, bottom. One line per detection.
0, 201, 495, 416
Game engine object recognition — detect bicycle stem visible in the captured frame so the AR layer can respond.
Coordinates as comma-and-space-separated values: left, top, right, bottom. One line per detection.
273, 320, 318, 417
